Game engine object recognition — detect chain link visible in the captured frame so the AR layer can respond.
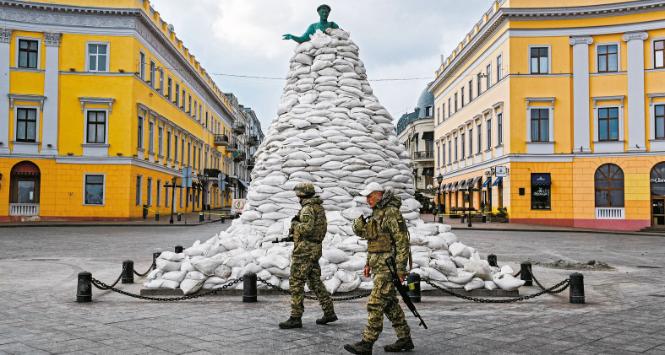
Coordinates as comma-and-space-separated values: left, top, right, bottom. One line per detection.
257, 279, 371, 302
90, 277, 243, 302
423, 278, 569, 303
133, 261, 156, 277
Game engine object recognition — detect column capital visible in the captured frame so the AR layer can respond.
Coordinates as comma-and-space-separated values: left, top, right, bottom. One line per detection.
44, 32, 61, 47
0, 28, 12, 44
569, 36, 593, 46
622, 31, 648, 42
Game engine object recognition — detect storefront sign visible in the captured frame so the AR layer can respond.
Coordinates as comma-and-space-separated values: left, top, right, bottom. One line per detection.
495, 166, 507, 177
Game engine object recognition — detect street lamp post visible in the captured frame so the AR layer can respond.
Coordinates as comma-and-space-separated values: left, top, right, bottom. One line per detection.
467, 185, 473, 228
436, 173, 444, 223
163, 176, 182, 225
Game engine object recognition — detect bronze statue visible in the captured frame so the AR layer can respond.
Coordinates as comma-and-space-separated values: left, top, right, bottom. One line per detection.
283, 4, 340, 43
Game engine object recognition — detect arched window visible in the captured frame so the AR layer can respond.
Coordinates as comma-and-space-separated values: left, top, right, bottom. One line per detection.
651, 162, 665, 196
594, 164, 624, 207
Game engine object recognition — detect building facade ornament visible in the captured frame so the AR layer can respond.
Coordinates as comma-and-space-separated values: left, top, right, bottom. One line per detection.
569, 36, 593, 46
44, 32, 61, 47
622, 31, 649, 42
0, 28, 11, 43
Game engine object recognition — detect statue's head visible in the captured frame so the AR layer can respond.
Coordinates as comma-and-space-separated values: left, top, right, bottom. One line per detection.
317, 4, 331, 21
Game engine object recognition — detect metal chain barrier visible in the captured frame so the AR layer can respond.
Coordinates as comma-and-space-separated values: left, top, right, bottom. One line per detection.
133, 261, 156, 277
94, 273, 123, 290
423, 278, 569, 303
258, 279, 371, 302
90, 277, 243, 302
527, 265, 564, 295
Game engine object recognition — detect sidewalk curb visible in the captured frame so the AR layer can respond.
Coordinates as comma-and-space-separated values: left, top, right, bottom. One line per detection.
450, 226, 664, 237
0, 217, 229, 228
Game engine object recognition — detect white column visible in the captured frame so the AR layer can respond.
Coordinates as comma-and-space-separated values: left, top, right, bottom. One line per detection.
570, 36, 593, 153
0, 29, 11, 154
42, 32, 61, 155
623, 31, 648, 151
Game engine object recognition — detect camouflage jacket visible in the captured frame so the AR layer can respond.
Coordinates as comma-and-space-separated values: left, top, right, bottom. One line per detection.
352, 191, 410, 275
291, 197, 327, 258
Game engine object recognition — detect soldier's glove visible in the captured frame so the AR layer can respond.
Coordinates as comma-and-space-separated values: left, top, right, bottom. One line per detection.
398, 271, 407, 283
363, 265, 371, 278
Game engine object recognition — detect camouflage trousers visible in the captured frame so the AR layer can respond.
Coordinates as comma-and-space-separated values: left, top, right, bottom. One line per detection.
362, 273, 411, 343
289, 255, 335, 318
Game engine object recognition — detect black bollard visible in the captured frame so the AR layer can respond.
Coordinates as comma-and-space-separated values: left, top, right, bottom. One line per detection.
199, 212, 204, 222
177, 213, 182, 222
520, 262, 533, 286
122, 260, 134, 284
77, 271, 92, 303
569, 273, 585, 304
152, 251, 161, 269
155, 212, 160, 221
488, 254, 498, 267
142, 205, 148, 219
221, 217, 225, 224
243, 273, 257, 303
175, 245, 183, 254
406, 273, 421, 303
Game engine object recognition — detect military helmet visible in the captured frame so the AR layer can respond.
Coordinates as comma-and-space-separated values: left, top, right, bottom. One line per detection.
317, 4, 331, 12
294, 182, 316, 198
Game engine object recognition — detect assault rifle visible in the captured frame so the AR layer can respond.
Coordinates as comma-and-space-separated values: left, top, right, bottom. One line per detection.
272, 215, 299, 243
386, 256, 428, 329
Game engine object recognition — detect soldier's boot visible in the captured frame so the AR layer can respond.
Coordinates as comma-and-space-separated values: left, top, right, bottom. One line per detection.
315, 312, 338, 325
384, 337, 414, 352
343, 340, 373, 355
278, 317, 302, 329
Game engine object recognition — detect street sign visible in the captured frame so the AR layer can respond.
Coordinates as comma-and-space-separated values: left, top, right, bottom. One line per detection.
182, 167, 193, 188
495, 166, 508, 177
218, 172, 226, 190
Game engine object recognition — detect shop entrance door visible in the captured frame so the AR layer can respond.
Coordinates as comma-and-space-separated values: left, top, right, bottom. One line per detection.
653, 199, 665, 227
651, 162, 665, 228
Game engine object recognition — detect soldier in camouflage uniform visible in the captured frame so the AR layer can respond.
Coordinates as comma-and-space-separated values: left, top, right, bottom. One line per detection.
344, 182, 413, 354
279, 182, 337, 329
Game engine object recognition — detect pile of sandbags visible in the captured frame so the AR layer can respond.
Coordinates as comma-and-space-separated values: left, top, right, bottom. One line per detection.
145, 28, 518, 294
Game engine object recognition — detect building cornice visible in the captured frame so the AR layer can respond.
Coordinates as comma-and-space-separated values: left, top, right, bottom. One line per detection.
429, 0, 665, 93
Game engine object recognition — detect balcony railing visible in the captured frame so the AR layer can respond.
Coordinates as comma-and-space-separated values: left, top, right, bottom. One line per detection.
214, 134, 229, 147
412, 151, 434, 161
227, 143, 238, 153
247, 157, 255, 168
248, 135, 258, 146
233, 150, 246, 162
233, 122, 245, 134
10, 203, 39, 216
595, 207, 625, 220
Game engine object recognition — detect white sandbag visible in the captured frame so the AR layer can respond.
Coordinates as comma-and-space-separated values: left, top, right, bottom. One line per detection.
156, 258, 181, 272
185, 271, 206, 280
323, 248, 349, 263
180, 258, 196, 272
241, 263, 263, 276
257, 269, 272, 281
335, 270, 357, 284
500, 265, 515, 275
464, 277, 486, 291
338, 276, 361, 293
161, 280, 180, 289
493, 273, 525, 291
324, 277, 342, 294
159, 251, 185, 262
180, 279, 204, 295
214, 264, 232, 279
447, 270, 475, 285
427, 236, 447, 250
184, 245, 206, 257
144, 279, 164, 289
464, 252, 492, 281
484, 281, 498, 290
266, 267, 290, 278
422, 267, 447, 281
146, 269, 163, 280
203, 277, 226, 290
258, 254, 290, 270
449, 242, 471, 258
191, 254, 225, 275
359, 281, 374, 290
162, 270, 187, 283
321, 263, 338, 280
339, 256, 366, 271
452, 256, 470, 268
430, 258, 458, 276
441, 232, 458, 245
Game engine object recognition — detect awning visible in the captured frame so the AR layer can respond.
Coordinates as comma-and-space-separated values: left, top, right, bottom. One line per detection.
458, 180, 468, 190
450, 182, 458, 192
442, 183, 450, 192
470, 176, 482, 188
482, 177, 491, 188
531, 173, 551, 186
238, 180, 250, 190
421, 131, 434, 140
492, 176, 503, 186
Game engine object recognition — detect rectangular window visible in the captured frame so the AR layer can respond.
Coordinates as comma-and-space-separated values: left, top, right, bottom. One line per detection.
530, 47, 549, 74
454, 93, 458, 112
460, 133, 465, 159
167, 131, 172, 160
486, 64, 492, 88
135, 176, 142, 206
182, 90, 186, 109
487, 118, 492, 148
181, 138, 185, 163
442, 104, 446, 121
448, 141, 451, 164
530, 109, 549, 142
531, 173, 551, 210
442, 143, 446, 166
158, 126, 164, 156
175, 83, 180, 104
137, 115, 144, 149
187, 142, 191, 167
598, 44, 618, 73
654, 40, 664, 69
159, 69, 164, 94
477, 124, 482, 153
598, 107, 619, 141
18, 39, 38, 69
148, 121, 154, 153
179, 186, 183, 208
156, 180, 161, 207
436, 108, 440, 124
656, 104, 665, 140
16, 108, 37, 142
454, 137, 458, 161
139, 52, 146, 80
188, 95, 192, 113
468, 80, 473, 101
497, 113, 503, 145
84, 175, 104, 205
461, 89, 465, 108
86, 110, 106, 144
165, 183, 169, 208
149, 61, 156, 88
468, 128, 473, 157
497, 54, 503, 82
447, 98, 451, 116
174, 135, 178, 163
147, 178, 152, 206
87, 43, 108, 72
477, 73, 482, 95
167, 77, 172, 100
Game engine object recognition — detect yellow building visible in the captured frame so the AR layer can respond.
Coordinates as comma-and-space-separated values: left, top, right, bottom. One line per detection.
430, 0, 665, 231
0, 0, 258, 221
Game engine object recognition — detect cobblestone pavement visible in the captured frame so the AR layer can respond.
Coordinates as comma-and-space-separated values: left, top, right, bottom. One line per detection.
1, 224, 664, 354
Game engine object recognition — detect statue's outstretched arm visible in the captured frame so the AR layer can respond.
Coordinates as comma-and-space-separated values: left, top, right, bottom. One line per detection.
283, 24, 315, 43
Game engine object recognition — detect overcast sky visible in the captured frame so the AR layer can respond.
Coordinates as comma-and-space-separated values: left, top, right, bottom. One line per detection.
151, 0, 492, 131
